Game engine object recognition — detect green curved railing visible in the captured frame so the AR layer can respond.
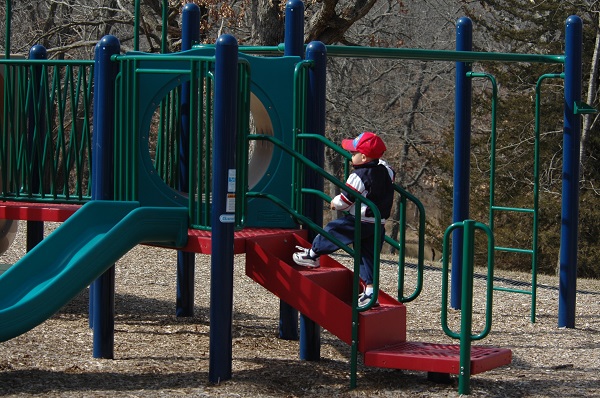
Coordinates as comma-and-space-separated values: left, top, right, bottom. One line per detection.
288, 57, 428, 388
247, 129, 428, 388
247, 132, 382, 387
441, 220, 495, 395
298, 132, 426, 304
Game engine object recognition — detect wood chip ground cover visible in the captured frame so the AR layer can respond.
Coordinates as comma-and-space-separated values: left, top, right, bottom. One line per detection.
0, 224, 598, 397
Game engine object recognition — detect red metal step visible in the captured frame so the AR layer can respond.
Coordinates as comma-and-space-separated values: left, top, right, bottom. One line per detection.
364, 341, 512, 375
245, 229, 512, 377
245, 231, 407, 352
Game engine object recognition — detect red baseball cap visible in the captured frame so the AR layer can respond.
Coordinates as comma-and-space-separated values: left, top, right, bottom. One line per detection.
341, 132, 386, 159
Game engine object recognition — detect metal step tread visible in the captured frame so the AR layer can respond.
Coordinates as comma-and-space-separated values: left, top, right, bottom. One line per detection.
363, 341, 512, 375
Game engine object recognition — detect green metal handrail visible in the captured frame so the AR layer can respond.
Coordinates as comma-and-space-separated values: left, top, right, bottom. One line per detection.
291, 57, 426, 386
299, 132, 427, 303
441, 220, 495, 395
391, 186, 426, 302
247, 131, 381, 388
240, 44, 566, 65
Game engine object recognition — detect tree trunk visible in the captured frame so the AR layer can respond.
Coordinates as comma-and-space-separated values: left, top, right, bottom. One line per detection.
251, 0, 284, 46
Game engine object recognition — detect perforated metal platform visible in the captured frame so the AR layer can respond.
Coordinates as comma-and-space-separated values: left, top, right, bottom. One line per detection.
363, 341, 512, 374
183, 227, 303, 254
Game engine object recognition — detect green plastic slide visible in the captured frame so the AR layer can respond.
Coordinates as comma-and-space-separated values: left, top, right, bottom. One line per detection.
0, 201, 188, 342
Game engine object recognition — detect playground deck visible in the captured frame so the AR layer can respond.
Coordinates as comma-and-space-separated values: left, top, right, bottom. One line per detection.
0, 201, 299, 254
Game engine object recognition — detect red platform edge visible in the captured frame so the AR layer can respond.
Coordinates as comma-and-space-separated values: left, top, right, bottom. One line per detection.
182, 227, 305, 254
0, 201, 303, 256
363, 341, 512, 375
0, 201, 82, 222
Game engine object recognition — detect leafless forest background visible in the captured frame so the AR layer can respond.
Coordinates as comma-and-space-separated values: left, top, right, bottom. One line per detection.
1, 0, 599, 277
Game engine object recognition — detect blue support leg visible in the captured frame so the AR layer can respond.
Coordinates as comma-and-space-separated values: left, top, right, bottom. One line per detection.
90, 35, 120, 358
277, 0, 306, 342
176, 2, 200, 318
558, 16, 583, 328
451, 17, 472, 310
299, 41, 327, 361
208, 34, 238, 384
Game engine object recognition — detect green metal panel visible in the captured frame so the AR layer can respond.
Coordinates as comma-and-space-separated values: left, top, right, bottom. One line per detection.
238, 53, 301, 228
121, 47, 301, 228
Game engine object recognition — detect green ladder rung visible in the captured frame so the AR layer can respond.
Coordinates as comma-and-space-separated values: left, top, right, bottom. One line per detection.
494, 246, 534, 254
491, 205, 535, 214
493, 286, 533, 295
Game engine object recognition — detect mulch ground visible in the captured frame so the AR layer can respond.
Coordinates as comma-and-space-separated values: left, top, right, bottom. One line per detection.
0, 223, 599, 397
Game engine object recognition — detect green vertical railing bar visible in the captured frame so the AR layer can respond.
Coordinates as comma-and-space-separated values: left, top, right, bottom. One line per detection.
236, 60, 251, 226
161, 0, 169, 54
292, 60, 313, 215
0, 59, 93, 203
202, 65, 213, 227
189, 59, 200, 225
4, 0, 10, 59
114, 61, 126, 201
134, 0, 140, 51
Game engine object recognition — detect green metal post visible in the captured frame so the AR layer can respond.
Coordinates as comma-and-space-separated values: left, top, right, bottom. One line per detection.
458, 220, 475, 395
133, 0, 140, 51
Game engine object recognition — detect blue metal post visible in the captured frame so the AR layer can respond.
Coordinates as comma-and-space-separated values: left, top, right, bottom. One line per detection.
209, 34, 238, 383
26, 45, 46, 253
284, 0, 304, 57
451, 17, 472, 309
558, 16, 582, 328
299, 41, 327, 361
176, 2, 200, 318
91, 35, 120, 358
278, 0, 305, 342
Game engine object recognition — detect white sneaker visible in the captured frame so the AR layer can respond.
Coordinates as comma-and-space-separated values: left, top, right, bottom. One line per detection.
292, 246, 320, 268
358, 292, 379, 308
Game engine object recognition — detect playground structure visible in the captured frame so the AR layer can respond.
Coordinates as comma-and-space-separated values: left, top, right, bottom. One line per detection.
0, 1, 590, 395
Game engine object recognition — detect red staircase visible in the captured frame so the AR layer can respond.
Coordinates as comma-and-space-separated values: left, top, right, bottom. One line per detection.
245, 231, 512, 377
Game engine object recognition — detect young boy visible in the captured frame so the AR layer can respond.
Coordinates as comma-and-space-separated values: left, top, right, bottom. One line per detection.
293, 131, 395, 307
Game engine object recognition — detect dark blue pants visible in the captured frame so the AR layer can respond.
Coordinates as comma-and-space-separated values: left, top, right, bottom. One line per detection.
311, 215, 384, 285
